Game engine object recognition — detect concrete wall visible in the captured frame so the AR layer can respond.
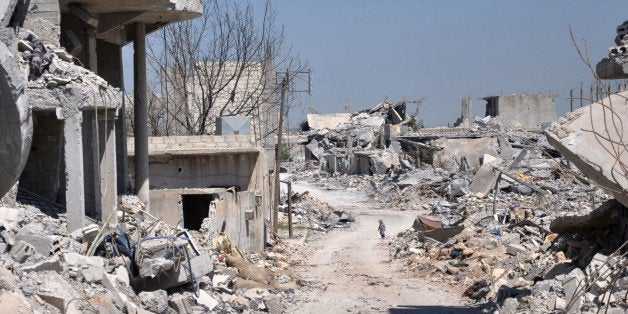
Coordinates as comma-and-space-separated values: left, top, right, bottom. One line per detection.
484, 94, 557, 129
147, 153, 260, 190
128, 135, 269, 252
23, 0, 60, 45
149, 188, 264, 252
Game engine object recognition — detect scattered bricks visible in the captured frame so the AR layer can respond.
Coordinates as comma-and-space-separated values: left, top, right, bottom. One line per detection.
9, 240, 35, 262
21, 255, 63, 273
506, 244, 527, 256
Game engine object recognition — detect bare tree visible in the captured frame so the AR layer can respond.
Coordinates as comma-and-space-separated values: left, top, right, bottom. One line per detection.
145, 0, 305, 144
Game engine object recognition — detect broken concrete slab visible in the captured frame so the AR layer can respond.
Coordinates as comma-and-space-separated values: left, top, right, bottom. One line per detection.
550, 199, 625, 234
21, 255, 62, 273
469, 164, 501, 198
15, 233, 55, 256
0, 38, 32, 199
37, 271, 79, 312
63, 252, 104, 283
307, 113, 351, 130
546, 91, 628, 207
562, 268, 585, 312
506, 244, 528, 256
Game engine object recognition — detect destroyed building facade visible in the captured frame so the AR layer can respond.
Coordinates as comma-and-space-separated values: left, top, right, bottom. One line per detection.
482, 93, 558, 130
0, 0, 203, 230
597, 19, 628, 79
127, 133, 269, 253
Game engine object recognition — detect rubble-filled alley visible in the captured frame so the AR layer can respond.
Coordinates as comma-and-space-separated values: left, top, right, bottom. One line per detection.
0, 1, 627, 314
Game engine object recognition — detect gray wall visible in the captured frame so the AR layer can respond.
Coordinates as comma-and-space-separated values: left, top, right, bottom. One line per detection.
147, 153, 259, 190
489, 94, 557, 129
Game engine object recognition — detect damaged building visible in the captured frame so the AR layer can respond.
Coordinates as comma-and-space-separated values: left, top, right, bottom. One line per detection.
0, 0, 203, 231
127, 131, 269, 253
482, 93, 558, 130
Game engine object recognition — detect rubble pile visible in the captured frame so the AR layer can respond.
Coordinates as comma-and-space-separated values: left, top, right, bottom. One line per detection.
277, 187, 355, 232
15, 29, 114, 93
285, 99, 627, 312
0, 195, 301, 313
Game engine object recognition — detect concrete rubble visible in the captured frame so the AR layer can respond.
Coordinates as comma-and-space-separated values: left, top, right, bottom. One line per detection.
273, 95, 628, 313
0, 194, 304, 313
0, 1, 626, 312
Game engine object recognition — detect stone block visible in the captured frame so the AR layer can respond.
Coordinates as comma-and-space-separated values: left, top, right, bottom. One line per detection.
506, 244, 527, 256
0, 230, 14, 246
15, 233, 54, 256
114, 266, 130, 286
9, 240, 34, 262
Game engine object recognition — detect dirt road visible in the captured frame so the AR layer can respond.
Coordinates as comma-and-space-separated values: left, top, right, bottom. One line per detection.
284, 180, 481, 313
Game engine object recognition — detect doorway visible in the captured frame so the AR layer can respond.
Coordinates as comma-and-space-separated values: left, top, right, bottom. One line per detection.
181, 194, 215, 230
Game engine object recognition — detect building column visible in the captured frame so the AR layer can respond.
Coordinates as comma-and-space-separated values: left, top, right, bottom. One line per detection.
134, 22, 150, 210
63, 110, 86, 231
99, 112, 118, 224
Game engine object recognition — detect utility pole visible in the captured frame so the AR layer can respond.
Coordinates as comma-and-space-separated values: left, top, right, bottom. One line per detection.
287, 181, 293, 238
273, 70, 289, 235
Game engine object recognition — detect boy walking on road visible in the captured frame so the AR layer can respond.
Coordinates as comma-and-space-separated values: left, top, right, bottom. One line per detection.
378, 219, 386, 239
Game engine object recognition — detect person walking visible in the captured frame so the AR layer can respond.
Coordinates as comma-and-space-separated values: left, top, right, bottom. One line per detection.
378, 219, 386, 239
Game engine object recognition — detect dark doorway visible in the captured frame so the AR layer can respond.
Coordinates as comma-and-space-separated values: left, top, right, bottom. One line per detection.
182, 194, 215, 230
18, 110, 64, 204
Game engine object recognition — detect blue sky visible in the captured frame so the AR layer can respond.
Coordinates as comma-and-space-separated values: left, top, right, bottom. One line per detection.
123, 1, 628, 127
